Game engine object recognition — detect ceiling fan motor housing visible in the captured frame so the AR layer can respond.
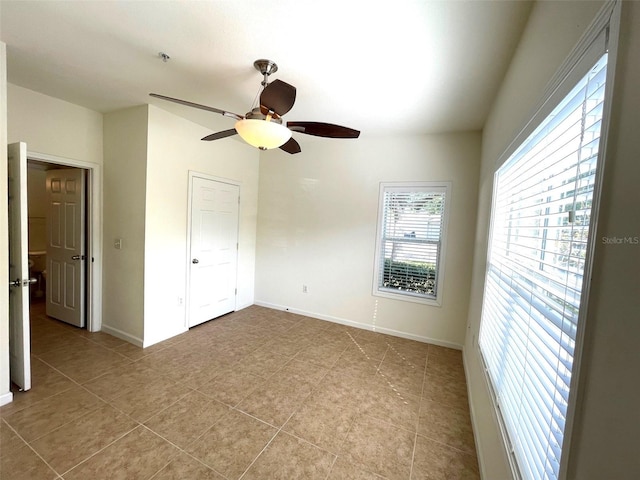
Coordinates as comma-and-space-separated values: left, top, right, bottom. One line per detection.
245, 107, 283, 124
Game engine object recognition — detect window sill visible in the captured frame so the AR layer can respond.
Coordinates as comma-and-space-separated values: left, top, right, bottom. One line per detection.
373, 289, 442, 307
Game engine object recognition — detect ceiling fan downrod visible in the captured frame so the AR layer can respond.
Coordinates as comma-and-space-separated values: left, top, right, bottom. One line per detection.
254, 59, 278, 87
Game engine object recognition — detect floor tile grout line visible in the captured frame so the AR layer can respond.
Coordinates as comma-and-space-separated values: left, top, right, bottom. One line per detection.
227, 361, 352, 478
21, 401, 104, 446
56, 424, 141, 478
323, 454, 340, 480
30, 348, 135, 388
138, 423, 233, 480
414, 430, 479, 457
145, 406, 237, 479
32, 331, 127, 361
2, 360, 118, 446
236, 407, 306, 480
409, 431, 419, 480
27, 375, 196, 477
1, 417, 66, 478
419, 353, 429, 398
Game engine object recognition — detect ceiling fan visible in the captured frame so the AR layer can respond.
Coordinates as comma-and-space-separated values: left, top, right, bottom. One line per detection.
150, 59, 360, 154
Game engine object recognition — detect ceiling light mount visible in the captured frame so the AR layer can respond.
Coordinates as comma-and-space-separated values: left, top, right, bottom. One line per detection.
254, 59, 278, 86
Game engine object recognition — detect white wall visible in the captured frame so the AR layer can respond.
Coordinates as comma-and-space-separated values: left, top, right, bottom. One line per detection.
461, 1, 640, 479
0, 41, 12, 406
7, 84, 103, 164
255, 133, 480, 347
102, 106, 149, 344
143, 105, 259, 346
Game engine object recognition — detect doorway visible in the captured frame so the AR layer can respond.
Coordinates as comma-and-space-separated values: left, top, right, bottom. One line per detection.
25, 151, 103, 333
27, 161, 88, 327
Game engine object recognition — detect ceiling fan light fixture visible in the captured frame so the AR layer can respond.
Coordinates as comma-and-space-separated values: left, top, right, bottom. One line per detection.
234, 118, 292, 150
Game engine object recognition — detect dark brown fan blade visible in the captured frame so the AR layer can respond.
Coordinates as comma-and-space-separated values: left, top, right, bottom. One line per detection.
201, 129, 238, 141
260, 80, 296, 116
149, 93, 243, 120
279, 137, 301, 154
287, 121, 360, 138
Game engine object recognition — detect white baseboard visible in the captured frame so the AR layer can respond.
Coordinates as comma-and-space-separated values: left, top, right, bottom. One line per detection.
254, 301, 463, 350
0, 391, 14, 407
100, 324, 144, 347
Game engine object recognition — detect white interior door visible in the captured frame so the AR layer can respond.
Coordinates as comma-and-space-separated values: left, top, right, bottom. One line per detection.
46, 168, 86, 327
189, 177, 239, 327
8, 142, 31, 391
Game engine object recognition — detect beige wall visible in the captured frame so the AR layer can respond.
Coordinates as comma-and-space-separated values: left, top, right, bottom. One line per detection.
462, 1, 640, 479
255, 132, 480, 347
7, 84, 103, 164
143, 105, 259, 346
102, 106, 149, 344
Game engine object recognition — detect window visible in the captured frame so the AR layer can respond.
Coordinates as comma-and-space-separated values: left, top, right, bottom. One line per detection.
373, 182, 450, 305
478, 41, 611, 480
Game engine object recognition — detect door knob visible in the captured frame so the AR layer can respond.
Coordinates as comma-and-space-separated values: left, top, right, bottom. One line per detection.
192, 258, 199, 264
8, 278, 35, 288
71, 255, 85, 260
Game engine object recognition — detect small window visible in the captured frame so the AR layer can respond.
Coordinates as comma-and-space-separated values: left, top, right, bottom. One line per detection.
373, 182, 450, 305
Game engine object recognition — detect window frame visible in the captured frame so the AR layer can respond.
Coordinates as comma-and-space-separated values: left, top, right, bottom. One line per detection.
372, 181, 451, 306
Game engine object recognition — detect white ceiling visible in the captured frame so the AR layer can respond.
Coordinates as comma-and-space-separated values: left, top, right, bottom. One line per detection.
0, 0, 532, 136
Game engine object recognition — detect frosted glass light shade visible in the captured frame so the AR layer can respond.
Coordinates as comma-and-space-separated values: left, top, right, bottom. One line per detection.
234, 119, 292, 150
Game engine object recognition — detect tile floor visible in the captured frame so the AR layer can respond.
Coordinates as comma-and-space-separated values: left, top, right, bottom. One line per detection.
1, 302, 480, 479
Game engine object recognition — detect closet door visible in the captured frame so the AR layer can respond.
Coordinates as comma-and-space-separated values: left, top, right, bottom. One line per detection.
188, 177, 239, 327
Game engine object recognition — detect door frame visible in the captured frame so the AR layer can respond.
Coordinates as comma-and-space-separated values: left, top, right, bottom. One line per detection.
185, 170, 240, 329
27, 151, 102, 332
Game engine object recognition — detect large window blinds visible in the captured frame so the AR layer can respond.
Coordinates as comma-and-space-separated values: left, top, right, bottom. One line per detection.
479, 50, 609, 480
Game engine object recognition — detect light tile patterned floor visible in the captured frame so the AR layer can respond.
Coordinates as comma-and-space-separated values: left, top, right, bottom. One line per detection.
0, 303, 480, 479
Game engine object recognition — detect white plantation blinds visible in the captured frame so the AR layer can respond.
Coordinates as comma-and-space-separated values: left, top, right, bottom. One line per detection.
479, 52, 608, 480
374, 183, 449, 304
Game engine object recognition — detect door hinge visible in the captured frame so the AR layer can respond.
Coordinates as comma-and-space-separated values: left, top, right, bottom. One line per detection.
235, 288, 237, 295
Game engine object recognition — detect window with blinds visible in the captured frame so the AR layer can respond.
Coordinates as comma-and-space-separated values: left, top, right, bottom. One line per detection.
479, 52, 608, 480
373, 183, 450, 305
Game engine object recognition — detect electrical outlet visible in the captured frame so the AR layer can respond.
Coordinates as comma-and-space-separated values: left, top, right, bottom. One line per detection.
114, 238, 123, 249
177, 297, 183, 305
302, 284, 308, 293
